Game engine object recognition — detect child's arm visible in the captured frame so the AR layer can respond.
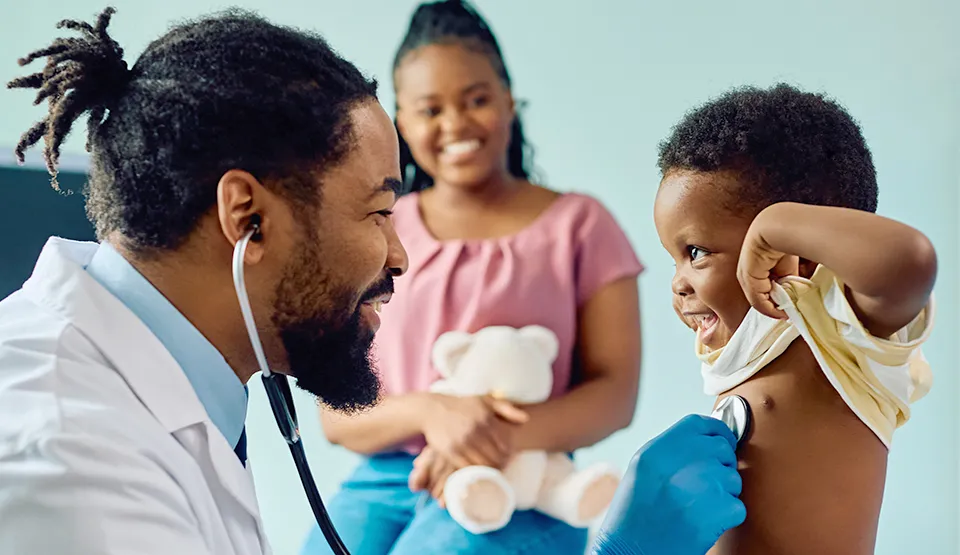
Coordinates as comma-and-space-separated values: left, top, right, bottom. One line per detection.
738, 202, 937, 338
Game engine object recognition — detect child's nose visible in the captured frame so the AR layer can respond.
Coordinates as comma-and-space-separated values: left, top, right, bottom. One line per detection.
672, 272, 693, 297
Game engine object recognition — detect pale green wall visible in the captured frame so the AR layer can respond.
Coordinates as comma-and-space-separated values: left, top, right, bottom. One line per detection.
2, 1, 957, 554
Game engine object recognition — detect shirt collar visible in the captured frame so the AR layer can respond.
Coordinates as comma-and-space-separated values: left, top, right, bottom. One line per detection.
85, 242, 247, 448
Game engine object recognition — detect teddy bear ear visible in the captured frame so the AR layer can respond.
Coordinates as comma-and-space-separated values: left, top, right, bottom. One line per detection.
431, 331, 474, 377
519, 325, 559, 363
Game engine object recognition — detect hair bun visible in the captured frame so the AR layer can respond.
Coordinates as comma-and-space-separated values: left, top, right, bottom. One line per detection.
7, 7, 129, 184
53, 8, 130, 98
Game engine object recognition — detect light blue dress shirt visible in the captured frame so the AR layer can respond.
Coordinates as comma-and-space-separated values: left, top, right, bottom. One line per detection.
85, 242, 248, 452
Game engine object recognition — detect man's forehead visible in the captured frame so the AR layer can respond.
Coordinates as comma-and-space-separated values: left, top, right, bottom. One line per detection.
343, 103, 402, 198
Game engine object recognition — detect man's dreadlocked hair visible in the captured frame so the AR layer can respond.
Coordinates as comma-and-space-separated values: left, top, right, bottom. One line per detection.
7, 7, 378, 253
392, 0, 534, 193
657, 83, 878, 213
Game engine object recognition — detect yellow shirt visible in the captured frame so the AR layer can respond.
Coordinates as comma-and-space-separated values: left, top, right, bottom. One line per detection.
697, 265, 934, 448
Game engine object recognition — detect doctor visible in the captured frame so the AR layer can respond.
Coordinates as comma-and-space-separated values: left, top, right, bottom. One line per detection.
0, 8, 744, 555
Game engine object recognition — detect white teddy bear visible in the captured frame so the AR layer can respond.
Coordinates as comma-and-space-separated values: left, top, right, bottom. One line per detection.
428, 325, 621, 535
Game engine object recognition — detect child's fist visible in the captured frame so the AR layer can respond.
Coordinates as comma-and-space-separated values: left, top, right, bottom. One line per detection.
737, 228, 798, 320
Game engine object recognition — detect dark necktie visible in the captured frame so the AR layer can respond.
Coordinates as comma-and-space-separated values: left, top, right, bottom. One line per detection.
235, 427, 247, 467
235, 385, 249, 466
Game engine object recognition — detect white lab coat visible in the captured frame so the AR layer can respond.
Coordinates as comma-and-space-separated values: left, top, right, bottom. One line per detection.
0, 238, 272, 555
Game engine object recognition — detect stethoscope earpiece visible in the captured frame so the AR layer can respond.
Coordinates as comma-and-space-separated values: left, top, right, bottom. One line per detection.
248, 213, 263, 243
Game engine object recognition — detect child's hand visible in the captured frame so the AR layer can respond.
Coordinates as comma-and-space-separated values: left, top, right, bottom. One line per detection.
737, 226, 799, 320
409, 446, 457, 507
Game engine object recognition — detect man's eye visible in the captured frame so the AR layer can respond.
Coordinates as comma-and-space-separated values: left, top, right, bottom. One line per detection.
372, 210, 393, 226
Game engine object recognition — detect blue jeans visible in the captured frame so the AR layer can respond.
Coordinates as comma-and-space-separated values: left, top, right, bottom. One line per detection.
300, 453, 589, 555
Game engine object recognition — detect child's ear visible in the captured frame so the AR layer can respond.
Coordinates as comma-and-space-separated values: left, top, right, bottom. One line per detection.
799, 258, 818, 278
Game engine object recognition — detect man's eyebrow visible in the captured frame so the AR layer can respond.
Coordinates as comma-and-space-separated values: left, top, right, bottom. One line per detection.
369, 177, 403, 199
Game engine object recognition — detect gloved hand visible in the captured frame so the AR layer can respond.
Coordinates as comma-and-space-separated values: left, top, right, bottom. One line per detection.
590, 414, 746, 555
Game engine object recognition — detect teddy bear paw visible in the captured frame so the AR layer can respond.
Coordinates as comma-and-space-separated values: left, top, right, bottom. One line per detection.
460, 477, 512, 525
577, 471, 620, 522
444, 466, 517, 534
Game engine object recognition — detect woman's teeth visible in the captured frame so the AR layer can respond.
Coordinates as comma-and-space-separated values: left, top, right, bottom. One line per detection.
443, 139, 481, 155
373, 301, 383, 313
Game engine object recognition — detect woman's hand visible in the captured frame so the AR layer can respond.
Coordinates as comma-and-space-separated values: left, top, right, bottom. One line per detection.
737, 224, 799, 320
421, 394, 528, 469
409, 446, 458, 507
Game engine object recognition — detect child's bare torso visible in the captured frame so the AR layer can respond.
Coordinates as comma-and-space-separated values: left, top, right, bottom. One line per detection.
708, 338, 888, 555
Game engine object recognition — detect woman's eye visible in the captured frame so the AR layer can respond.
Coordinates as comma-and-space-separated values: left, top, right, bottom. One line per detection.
468, 95, 490, 108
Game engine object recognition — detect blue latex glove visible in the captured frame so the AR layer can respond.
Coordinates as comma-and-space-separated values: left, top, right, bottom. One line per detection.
589, 414, 746, 555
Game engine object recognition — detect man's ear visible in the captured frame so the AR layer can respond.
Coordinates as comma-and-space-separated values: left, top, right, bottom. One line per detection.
217, 170, 270, 265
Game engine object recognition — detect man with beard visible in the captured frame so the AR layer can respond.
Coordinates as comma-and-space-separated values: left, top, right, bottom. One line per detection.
0, 8, 744, 555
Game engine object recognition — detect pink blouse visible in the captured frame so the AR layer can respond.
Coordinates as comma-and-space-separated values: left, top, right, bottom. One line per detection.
374, 192, 644, 453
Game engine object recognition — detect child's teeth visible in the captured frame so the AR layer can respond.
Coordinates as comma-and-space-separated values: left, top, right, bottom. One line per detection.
374, 301, 382, 313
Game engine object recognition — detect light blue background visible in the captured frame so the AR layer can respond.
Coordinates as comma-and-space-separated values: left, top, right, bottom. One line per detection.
3, 1, 957, 554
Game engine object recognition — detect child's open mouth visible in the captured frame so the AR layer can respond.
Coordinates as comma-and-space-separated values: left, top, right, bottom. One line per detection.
695, 313, 720, 344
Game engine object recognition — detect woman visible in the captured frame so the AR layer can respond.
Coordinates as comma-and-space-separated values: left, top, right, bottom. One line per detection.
302, 2, 643, 553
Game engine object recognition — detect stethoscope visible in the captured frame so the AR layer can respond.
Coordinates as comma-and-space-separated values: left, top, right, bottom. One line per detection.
229, 215, 752, 555
231, 215, 351, 555
711, 395, 752, 444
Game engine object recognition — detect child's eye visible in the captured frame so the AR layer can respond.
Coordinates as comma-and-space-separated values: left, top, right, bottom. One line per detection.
419, 106, 440, 118
688, 246, 709, 261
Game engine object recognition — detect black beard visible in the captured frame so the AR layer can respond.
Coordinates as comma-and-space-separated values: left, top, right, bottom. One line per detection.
279, 306, 382, 413
269, 231, 390, 413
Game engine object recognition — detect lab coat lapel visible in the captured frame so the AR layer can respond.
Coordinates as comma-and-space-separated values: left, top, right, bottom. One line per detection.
170, 420, 267, 550
22, 238, 266, 530
202, 421, 264, 521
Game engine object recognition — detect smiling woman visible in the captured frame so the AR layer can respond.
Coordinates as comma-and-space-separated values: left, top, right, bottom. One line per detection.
302, 2, 644, 555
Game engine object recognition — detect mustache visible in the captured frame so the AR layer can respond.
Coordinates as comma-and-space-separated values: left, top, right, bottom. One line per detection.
360, 274, 394, 303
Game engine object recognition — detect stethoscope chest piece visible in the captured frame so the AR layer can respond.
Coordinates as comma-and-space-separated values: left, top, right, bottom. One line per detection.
711, 395, 751, 445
